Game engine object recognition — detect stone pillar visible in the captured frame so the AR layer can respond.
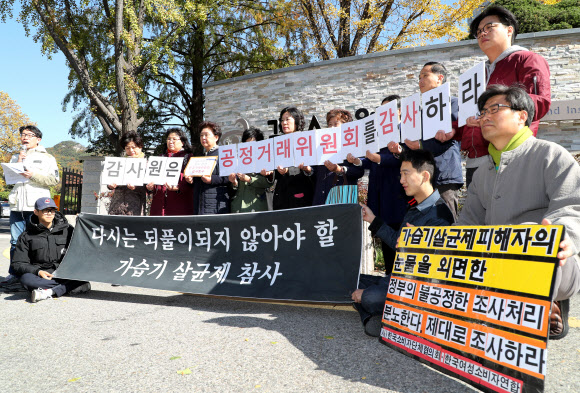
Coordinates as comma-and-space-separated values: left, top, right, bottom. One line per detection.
80, 156, 108, 214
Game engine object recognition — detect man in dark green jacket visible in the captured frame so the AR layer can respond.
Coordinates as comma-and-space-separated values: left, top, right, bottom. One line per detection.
11, 197, 90, 303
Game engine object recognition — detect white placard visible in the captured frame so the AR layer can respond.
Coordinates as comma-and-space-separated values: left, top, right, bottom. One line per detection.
293, 130, 317, 167
360, 116, 380, 155
237, 141, 257, 174
101, 157, 126, 185
164, 157, 184, 187
123, 158, 148, 186
339, 118, 367, 160
219, 144, 238, 175
375, 100, 400, 149
458, 62, 486, 127
401, 93, 422, 142
253, 139, 275, 172
422, 82, 452, 140
143, 156, 167, 185
273, 133, 294, 169
315, 127, 340, 165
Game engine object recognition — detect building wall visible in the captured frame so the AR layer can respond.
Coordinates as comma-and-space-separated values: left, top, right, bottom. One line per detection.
204, 28, 580, 151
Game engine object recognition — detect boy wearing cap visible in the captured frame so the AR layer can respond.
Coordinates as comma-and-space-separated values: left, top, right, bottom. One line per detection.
10, 197, 90, 303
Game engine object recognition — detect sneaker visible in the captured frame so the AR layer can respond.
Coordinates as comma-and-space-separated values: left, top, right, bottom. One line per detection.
550, 299, 570, 340
364, 315, 383, 337
0, 274, 20, 286
31, 289, 53, 303
69, 282, 91, 295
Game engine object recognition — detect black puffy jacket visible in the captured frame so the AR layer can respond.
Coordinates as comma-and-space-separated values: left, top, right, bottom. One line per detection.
11, 212, 73, 276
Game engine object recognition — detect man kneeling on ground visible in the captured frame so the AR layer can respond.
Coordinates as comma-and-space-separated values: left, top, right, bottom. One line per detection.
356, 150, 455, 337
11, 197, 90, 303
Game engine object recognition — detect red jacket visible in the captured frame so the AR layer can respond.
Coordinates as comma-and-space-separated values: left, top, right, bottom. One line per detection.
149, 150, 194, 216
457, 50, 551, 158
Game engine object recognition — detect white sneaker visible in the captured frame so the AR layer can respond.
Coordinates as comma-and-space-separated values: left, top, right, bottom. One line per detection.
31, 289, 53, 303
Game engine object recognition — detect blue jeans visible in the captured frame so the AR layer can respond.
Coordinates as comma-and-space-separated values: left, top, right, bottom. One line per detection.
9, 210, 33, 274
353, 274, 391, 324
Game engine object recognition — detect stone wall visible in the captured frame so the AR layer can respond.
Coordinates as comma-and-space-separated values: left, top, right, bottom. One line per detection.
80, 156, 108, 214
204, 28, 580, 150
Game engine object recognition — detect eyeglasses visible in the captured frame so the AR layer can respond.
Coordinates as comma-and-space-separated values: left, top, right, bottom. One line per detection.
21, 133, 37, 138
166, 138, 181, 142
476, 104, 515, 119
41, 209, 56, 215
476, 22, 502, 38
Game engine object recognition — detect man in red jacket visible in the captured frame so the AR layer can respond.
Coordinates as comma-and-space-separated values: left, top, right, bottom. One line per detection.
436, 5, 551, 188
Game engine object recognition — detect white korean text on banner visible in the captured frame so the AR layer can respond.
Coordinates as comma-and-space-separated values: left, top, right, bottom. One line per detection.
53, 205, 363, 302
379, 225, 563, 393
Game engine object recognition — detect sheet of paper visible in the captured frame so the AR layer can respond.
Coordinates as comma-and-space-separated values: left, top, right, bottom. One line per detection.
1, 163, 29, 184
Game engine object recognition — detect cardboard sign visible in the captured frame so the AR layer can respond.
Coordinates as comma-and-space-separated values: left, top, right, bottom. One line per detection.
254, 139, 275, 172
273, 134, 294, 169
101, 157, 127, 185
339, 118, 367, 160
184, 156, 218, 177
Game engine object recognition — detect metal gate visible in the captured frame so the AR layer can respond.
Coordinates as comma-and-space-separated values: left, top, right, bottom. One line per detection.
60, 168, 83, 215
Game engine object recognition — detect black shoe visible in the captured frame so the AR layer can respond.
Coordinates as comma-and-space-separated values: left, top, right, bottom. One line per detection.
364, 315, 383, 337
549, 299, 569, 340
69, 282, 91, 295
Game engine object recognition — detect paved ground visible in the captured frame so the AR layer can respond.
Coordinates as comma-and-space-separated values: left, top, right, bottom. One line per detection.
1, 216, 579, 393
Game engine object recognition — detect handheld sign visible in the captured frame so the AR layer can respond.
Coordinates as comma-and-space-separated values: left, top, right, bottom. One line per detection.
339, 118, 367, 160
143, 156, 166, 185
458, 62, 486, 127
315, 127, 340, 165
293, 130, 317, 167
253, 139, 275, 172
219, 144, 238, 175
273, 133, 294, 169
375, 100, 400, 149
422, 82, 452, 140
101, 157, 127, 185
123, 158, 147, 186
360, 116, 380, 156
164, 157, 184, 186
238, 141, 257, 174
184, 156, 218, 177
401, 93, 422, 142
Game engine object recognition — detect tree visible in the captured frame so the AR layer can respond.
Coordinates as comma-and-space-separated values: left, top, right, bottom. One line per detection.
280, 0, 488, 60
0, 91, 34, 190
145, 0, 294, 152
490, 0, 580, 34
1, 0, 195, 154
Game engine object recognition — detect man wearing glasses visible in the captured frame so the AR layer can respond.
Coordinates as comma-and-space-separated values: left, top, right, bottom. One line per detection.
457, 85, 580, 340
435, 5, 551, 189
10, 198, 90, 302
2, 125, 59, 285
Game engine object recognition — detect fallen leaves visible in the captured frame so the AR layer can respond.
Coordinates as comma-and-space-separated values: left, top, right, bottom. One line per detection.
568, 317, 580, 328
177, 368, 192, 375
67, 377, 81, 382
324, 336, 334, 340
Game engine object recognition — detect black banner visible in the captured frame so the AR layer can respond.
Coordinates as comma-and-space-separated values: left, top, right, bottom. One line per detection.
54, 204, 362, 302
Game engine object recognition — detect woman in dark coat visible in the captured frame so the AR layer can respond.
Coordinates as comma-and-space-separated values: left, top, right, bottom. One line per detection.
262, 107, 314, 210
107, 131, 147, 216
147, 128, 194, 216
185, 121, 231, 215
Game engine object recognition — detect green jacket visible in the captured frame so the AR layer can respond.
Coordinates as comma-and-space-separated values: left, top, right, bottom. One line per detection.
231, 174, 272, 213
